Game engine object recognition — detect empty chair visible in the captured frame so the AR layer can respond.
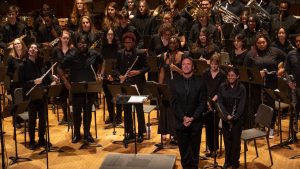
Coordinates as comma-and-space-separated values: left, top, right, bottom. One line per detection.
241, 104, 274, 168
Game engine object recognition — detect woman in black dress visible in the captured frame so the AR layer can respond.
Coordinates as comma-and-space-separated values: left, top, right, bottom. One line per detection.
229, 33, 248, 66
68, 0, 90, 32
158, 36, 183, 142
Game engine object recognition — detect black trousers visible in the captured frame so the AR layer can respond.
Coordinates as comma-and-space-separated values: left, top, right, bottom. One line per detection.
222, 118, 243, 168
72, 93, 96, 138
123, 103, 146, 135
204, 111, 220, 151
28, 99, 46, 144
176, 127, 202, 169
102, 80, 122, 120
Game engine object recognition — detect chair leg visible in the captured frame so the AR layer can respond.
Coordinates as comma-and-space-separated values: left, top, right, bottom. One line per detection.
244, 141, 247, 169
219, 129, 223, 155
254, 139, 258, 157
24, 122, 27, 147
94, 110, 97, 138
266, 136, 273, 166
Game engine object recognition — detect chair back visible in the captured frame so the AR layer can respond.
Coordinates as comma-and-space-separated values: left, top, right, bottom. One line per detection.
14, 88, 24, 104
255, 104, 274, 128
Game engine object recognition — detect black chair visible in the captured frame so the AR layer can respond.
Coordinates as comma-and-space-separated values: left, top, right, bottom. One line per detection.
241, 104, 274, 168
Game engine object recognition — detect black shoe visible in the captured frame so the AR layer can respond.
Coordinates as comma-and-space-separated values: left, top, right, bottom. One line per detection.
169, 138, 178, 145
105, 118, 113, 124
137, 135, 144, 143
37, 139, 52, 148
115, 118, 122, 125
85, 133, 94, 143
223, 163, 229, 169
123, 133, 135, 143
72, 135, 81, 143
29, 142, 36, 150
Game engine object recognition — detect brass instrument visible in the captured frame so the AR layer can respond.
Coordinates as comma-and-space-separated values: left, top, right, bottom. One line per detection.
152, 5, 164, 17
183, 0, 202, 20
212, 0, 240, 26
49, 37, 60, 47
90, 39, 100, 49
246, 0, 271, 21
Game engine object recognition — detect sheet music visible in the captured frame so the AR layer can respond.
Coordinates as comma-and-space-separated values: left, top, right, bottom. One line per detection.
128, 96, 147, 103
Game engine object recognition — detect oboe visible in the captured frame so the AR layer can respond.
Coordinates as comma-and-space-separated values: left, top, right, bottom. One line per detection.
120, 56, 140, 83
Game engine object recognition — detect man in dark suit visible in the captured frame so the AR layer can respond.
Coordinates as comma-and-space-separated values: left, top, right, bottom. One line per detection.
114, 32, 149, 143
170, 57, 207, 169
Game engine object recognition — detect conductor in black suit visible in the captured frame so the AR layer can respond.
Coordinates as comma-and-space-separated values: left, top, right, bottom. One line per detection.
170, 57, 207, 169
114, 32, 149, 143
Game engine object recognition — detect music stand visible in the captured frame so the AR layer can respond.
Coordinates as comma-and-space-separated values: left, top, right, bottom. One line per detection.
238, 66, 264, 129
9, 101, 32, 165
193, 59, 209, 76
106, 84, 124, 133
203, 100, 225, 169
70, 81, 103, 149
39, 84, 64, 155
146, 56, 160, 73
264, 88, 292, 150
122, 85, 148, 154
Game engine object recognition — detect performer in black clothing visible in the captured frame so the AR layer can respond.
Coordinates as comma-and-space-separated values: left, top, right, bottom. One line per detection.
68, 0, 91, 32
18, 43, 58, 150
58, 34, 102, 143
170, 57, 207, 169
218, 67, 246, 169
100, 28, 122, 125
229, 33, 248, 66
202, 54, 226, 157
242, 15, 262, 50
284, 34, 300, 140
244, 31, 286, 131
74, 16, 100, 47
0, 5, 26, 63
271, 27, 295, 55
52, 30, 75, 125
114, 32, 149, 143
258, 0, 279, 16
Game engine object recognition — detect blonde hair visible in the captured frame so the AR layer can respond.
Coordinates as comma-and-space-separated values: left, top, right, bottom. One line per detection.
9, 38, 27, 59
70, 0, 90, 25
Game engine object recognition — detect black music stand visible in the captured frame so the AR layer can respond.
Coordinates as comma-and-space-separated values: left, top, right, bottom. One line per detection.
39, 84, 64, 156
146, 56, 160, 73
70, 81, 103, 150
9, 101, 32, 165
121, 85, 148, 154
264, 88, 292, 150
238, 66, 264, 129
203, 100, 224, 169
193, 59, 209, 76
106, 84, 124, 133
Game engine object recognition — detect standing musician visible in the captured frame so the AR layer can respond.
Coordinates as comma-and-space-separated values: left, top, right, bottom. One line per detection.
114, 32, 149, 143
284, 34, 300, 140
158, 36, 183, 143
18, 43, 59, 150
52, 30, 75, 125
170, 57, 207, 169
58, 34, 102, 143
217, 67, 246, 169
202, 53, 226, 157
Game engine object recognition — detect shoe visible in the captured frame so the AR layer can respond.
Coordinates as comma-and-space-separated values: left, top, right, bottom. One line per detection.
29, 142, 36, 150
37, 139, 52, 148
105, 118, 113, 124
85, 133, 94, 143
269, 129, 274, 139
222, 163, 229, 169
123, 133, 135, 143
169, 138, 178, 145
115, 118, 122, 125
137, 134, 144, 143
72, 135, 82, 143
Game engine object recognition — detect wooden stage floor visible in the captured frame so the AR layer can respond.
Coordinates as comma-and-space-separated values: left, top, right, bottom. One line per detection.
0, 103, 300, 169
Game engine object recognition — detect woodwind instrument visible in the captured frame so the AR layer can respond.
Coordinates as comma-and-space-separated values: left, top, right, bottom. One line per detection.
169, 52, 175, 80
89, 39, 100, 49
49, 37, 60, 47
26, 62, 57, 96
120, 55, 139, 83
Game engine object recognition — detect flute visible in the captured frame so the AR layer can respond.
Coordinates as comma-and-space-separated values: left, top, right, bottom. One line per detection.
120, 56, 139, 83
26, 62, 58, 96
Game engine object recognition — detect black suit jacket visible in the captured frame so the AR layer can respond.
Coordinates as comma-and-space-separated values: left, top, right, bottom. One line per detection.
114, 48, 149, 85
170, 74, 207, 131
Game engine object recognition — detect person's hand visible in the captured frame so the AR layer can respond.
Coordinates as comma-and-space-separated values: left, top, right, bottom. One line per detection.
34, 77, 43, 85
52, 75, 60, 83
107, 75, 114, 81
227, 115, 233, 121
128, 70, 140, 77
119, 75, 126, 83
260, 70, 266, 78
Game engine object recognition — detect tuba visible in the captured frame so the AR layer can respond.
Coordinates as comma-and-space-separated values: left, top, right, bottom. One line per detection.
245, 0, 271, 21
212, 0, 240, 26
